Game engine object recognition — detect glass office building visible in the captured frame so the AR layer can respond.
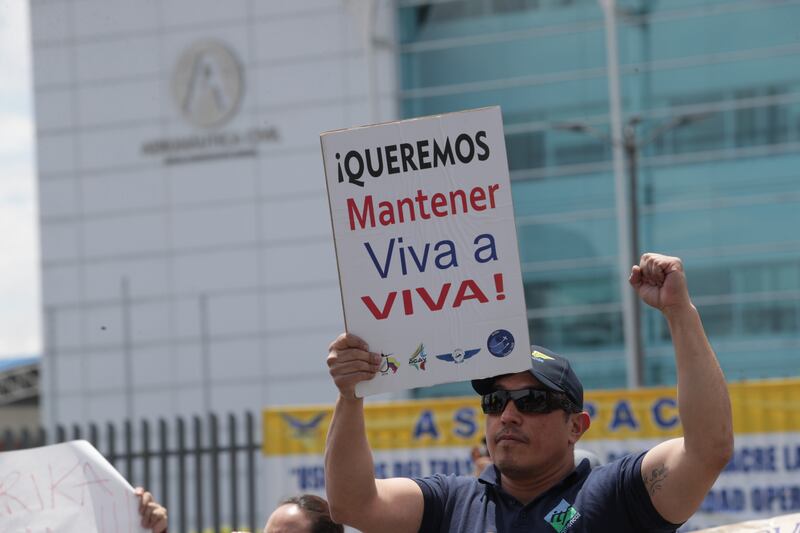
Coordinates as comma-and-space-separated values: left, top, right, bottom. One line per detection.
398, 0, 800, 392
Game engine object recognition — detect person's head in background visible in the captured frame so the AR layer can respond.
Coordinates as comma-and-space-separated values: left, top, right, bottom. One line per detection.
471, 436, 492, 476
263, 494, 343, 533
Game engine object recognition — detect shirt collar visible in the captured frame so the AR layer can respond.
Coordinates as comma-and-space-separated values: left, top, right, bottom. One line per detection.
477, 463, 500, 486
477, 458, 591, 490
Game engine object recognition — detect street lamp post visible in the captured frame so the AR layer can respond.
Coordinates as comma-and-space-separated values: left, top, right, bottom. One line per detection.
556, 111, 711, 388
620, 113, 712, 272
599, 0, 642, 389
557, 115, 641, 388
597, 0, 713, 388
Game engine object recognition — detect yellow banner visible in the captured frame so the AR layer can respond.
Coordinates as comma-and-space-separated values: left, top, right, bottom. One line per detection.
263, 397, 484, 456
263, 378, 800, 456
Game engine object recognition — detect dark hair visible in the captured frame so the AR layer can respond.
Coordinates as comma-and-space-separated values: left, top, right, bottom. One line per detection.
280, 494, 343, 533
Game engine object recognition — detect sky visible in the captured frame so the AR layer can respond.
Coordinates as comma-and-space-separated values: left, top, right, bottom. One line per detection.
0, 0, 39, 359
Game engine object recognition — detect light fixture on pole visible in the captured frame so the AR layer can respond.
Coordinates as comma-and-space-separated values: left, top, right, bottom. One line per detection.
555, 109, 712, 389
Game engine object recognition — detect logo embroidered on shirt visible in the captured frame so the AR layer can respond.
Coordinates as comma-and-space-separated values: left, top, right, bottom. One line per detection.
543, 499, 581, 532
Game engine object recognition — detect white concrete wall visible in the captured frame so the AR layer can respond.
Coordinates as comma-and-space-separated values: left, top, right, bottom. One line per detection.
32, 0, 399, 428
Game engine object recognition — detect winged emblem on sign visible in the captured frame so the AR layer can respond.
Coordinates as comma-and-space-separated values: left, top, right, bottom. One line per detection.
435, 348, 480, 364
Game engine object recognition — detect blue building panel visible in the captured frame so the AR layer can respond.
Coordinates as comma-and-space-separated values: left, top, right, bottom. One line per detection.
399, 0, 800, 393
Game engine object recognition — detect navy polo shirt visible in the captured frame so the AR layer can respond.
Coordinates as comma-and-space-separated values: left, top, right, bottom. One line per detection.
413, 451, 682, 532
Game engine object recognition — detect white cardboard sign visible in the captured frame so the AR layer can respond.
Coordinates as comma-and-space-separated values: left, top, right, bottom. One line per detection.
321, 107, 531, 396
0, 440, 148, 533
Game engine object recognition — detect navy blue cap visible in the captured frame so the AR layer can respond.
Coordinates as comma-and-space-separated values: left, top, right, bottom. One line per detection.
471, 345, 583, 408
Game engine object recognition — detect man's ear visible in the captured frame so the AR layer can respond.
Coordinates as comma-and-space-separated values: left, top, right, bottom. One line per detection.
568, 412, 591, 445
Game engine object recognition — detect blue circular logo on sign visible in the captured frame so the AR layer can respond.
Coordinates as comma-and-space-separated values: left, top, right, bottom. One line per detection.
487, 329, 515, 357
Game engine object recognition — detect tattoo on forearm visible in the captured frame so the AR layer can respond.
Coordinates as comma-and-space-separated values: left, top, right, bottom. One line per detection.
645, 465, 669, 495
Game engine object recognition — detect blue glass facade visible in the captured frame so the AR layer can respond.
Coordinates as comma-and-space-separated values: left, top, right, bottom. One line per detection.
398, 0, 800, 394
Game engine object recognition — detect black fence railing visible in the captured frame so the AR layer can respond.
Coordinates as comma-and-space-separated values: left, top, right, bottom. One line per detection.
0, 412, 261, 533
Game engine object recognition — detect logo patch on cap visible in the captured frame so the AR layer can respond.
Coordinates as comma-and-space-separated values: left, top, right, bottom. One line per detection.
531, 350, 555, 362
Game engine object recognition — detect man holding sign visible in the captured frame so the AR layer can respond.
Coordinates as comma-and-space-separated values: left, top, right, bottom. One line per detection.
324, 253, 733, 532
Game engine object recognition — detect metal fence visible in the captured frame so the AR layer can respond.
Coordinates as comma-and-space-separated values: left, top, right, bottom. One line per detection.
0, 412, 261, 533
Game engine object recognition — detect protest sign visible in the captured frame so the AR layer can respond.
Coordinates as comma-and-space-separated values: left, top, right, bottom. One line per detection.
0, 440, 148, 533
321, 106, 531, 396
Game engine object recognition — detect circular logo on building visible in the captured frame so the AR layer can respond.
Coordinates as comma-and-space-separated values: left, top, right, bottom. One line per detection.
487, 329, 515, 357
171, 40, 243, 128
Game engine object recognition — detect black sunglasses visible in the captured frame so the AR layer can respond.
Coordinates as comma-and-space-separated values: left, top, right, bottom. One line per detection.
481, 388, 578, 415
